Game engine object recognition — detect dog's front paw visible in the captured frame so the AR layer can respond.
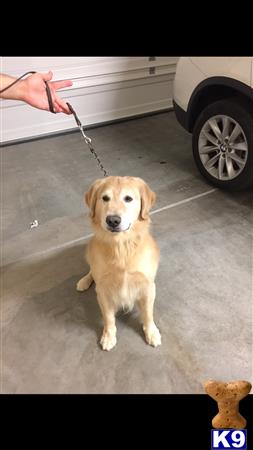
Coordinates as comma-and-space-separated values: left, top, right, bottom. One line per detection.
76, 274, 92, 292
100, 330, 117, 351
143, 323, 161, 347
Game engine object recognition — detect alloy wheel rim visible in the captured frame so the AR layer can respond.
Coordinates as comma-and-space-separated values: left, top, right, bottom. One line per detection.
198, 115, 248, 180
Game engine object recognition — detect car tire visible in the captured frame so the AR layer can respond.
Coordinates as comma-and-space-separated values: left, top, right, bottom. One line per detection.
192, 98, 253, 190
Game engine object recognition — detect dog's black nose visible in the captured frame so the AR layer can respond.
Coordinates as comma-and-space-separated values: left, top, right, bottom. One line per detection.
106, 215, 121, 228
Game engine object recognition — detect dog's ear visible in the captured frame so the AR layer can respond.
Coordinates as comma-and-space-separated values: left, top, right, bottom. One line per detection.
85, 179, 104, 218
137, 178, 156, 220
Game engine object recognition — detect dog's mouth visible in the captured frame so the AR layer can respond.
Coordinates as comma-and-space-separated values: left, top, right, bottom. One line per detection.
107, 224, 131, 233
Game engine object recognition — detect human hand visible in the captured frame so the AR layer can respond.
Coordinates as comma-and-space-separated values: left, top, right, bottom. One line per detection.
18, 71, 73, 114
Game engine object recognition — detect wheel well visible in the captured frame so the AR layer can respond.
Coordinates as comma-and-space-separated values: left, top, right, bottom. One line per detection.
188, 85, 253, 131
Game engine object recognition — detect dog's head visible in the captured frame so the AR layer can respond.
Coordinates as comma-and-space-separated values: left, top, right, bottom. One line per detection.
85, 176, 156, 233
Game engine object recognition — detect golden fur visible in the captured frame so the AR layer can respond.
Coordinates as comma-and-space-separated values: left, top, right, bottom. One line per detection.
77, 176, 161, 351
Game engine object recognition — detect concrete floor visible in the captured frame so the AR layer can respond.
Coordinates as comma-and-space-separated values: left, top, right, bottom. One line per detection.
1, 111, 252, 393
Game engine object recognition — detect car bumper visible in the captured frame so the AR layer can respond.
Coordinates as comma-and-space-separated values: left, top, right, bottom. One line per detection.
173, 100, 190, 132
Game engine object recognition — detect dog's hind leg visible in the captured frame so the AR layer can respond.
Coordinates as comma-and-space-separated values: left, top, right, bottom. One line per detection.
76, 271, 93, 292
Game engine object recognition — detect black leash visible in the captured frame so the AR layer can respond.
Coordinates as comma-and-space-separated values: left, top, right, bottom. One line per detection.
0, 71, 108, 177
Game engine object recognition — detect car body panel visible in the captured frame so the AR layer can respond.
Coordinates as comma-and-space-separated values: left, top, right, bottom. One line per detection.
190, 57, 252, 87
173, 57, 253, 112
173, 58, 205, 111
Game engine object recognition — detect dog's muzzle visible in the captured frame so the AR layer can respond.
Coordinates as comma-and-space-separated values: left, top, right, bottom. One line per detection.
105, 215, 131, 233
106, 215, 121, 232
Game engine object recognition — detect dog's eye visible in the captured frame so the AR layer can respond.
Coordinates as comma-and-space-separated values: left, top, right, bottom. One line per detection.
102, 195, 110, 202
124, 196, 133, 202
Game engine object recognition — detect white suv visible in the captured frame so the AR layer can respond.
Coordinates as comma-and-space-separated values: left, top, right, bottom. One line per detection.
173, 57, 253, 190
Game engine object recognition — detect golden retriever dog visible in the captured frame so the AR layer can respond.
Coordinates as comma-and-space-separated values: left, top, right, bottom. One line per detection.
76, 176, 161, 351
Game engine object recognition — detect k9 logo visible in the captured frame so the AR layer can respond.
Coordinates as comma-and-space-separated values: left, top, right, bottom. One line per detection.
211, 430, 247, 449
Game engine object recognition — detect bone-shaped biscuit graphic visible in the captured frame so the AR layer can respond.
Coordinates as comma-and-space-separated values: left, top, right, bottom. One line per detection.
204, 380, 252, 429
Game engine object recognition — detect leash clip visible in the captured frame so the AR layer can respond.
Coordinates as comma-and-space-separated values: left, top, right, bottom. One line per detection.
66, 101, 92, 145
79, 125, 92, 146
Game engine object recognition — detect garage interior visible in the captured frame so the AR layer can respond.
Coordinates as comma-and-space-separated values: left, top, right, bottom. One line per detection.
1, 58, 252, 393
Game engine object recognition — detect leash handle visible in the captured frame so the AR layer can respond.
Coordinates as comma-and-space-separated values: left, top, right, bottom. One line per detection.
45, 81, 55, 113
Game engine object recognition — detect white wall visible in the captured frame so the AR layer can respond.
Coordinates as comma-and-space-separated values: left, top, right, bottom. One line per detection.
1, 57, 178, 143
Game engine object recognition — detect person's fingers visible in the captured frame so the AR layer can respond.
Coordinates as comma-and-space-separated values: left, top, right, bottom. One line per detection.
52, 97, 65, 114
51, 98, 61, 113
46, 91, 71, 114
57, 106, 66, 113
43, 88, 62, 114
54, 95, 72, 114
53, 105, 62, 113
42, 71, 53, 82
52, 80, 73, 90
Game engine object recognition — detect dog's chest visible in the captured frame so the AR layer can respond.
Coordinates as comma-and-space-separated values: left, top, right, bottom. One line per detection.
88, 235, 159, 301
110, 270, 147, 310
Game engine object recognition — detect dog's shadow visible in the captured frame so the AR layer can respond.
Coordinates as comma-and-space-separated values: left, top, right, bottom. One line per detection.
116, 308, 143, 341
75, 282, 143, 343
25, 243, 143, 346
77, 283, 144, 343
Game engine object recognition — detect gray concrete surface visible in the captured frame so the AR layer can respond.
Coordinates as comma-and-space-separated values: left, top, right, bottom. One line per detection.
1, 111, 252, 393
